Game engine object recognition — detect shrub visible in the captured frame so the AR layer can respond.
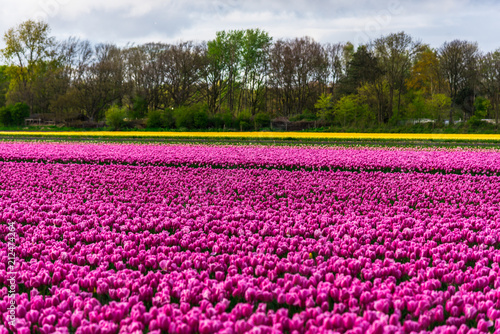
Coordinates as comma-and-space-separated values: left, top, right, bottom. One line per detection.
239, 121, 251, 131
174, 106, 195, 129
254, 112, 271, 129
173, 104, 209, 129
105, 105, 127, 130
468, 97, 491, 128
194, 110, 209, 129
146, 110, 165, 129
222, 112, 235, 129
11, 103, 30, 125
315, 93, 334, 121
237, 110, 252, 131
289, 114, 303, 122
0, 106, 12, 126
0, 103, 30, 126
131, 96, 148, 119
210, 114, 224, 129
163, 109, 175, 129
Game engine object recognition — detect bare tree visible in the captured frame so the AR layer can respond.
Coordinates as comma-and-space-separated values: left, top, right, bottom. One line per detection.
439, 40, 480, 124
268, 37, 328, 116
324, 42, 353, 94
126, 43, 169, 111
479, 50, 500, 126
73, 43, 125, 121
163, 41, 205, 107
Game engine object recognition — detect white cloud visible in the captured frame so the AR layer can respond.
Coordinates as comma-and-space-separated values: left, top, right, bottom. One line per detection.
0, 0, 499, 52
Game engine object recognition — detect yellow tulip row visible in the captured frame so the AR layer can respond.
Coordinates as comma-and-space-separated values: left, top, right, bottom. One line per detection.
1, 131, 500, 141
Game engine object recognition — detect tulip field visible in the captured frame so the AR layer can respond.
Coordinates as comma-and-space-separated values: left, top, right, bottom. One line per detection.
1, 142, 500, 334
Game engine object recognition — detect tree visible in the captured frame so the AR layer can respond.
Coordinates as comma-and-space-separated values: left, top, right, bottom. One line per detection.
314, 93, 335, 121
358, 79, 390, 125
407, 48, 444, 97
49, 38, 93, 121
374, 32, 423, 121
238, 29, 272, 114
124, 43, 167, 111
202, 35, 226, 114
1, 20, 55, 114
73, 43, 125, 121
0, 102, 29, 126
468, 96, 491, 127
479, 50, 500, 126
324, 42, 353, 95
439, 40, 480, 124
204, 30, 244, 114
427, 94, 451, 123
0, 66, 10, 107
163, 41, 205, 107
333, 94, 369, 127
268, 37, 328, 116
339, 45, 385, 124
339, 45, 382, 96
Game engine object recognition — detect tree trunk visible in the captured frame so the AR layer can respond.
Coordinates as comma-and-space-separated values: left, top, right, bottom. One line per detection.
496, 93, 499, 130
388, 86, 394, 121
449, 100, 454, 126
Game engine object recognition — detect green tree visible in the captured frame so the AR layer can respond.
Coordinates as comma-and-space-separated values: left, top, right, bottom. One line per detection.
1, 20, 55, 114
473, 97, 490, 118
11, 102, 30, 125
146, 109, 165, 128
358, 79, 390, 124
339, 45, 383, 103
407, 48, 444, 97
427, 94, 451, 123
405, 91, 430, 121
374, 32, 424, 121
238, 29, 272, 114
146, 109, 175, 129
334, 94, 370, 127
468, 97, 491, 127
204, 30, 244, 114
194, 110, 209, 128
0, 106, 12, 125
314, 93, 335, 121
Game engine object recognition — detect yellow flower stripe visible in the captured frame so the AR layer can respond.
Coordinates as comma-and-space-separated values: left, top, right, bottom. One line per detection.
1, 131, 500, 141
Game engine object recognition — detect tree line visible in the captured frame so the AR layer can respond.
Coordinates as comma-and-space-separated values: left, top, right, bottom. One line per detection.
1, 20, 499, 130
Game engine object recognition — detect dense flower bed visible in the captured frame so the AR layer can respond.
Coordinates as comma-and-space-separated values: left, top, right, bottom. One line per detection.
0, 142, 500, 174
1, 143, 500, 333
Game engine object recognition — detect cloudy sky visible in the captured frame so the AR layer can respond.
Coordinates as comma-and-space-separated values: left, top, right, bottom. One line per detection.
1, 0, 499, 51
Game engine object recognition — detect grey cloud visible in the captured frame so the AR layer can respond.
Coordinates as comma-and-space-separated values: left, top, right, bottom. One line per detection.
0, 0, 499, 51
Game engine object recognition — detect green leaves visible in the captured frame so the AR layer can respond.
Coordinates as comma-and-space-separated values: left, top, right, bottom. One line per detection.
205, 29, 271, 114
105, 105, 128, 130
1, 20, 54, 69
314, 93, 334, 121
0, 102, 29, 126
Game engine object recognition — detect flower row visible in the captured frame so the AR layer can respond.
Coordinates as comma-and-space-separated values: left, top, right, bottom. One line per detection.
1, 153, 500, 333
